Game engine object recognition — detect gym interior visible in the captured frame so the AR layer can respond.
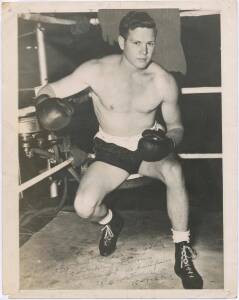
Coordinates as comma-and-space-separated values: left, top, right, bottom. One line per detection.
18, 9, 223, 290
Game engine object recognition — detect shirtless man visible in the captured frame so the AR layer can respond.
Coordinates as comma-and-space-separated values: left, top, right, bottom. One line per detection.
36, 11, 203, 289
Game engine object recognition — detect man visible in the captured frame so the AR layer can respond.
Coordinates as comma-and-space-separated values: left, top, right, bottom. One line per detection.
36, 11, 203, 289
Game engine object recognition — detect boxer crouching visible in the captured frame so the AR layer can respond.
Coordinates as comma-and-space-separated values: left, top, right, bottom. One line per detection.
36, 11, 203, 289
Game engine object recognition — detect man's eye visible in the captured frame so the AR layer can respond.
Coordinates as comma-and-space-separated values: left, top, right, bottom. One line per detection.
148, 42, 155, 47
133, 42, 140, 45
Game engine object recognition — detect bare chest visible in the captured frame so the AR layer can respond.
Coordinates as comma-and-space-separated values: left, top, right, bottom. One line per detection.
92, 75, 161, 113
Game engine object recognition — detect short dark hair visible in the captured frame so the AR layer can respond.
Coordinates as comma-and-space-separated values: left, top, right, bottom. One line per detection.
119, 11, 157, 39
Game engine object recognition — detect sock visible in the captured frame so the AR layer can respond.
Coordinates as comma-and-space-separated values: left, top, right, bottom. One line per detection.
99, 209, 113, 225
171, 228, 190, 243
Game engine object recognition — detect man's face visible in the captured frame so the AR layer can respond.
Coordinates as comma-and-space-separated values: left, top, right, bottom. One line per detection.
120, 27, 156, 69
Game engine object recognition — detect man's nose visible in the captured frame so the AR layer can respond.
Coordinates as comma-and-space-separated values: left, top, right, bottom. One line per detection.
140, 44, 148, 55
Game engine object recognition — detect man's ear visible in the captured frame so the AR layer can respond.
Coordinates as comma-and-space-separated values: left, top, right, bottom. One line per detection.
118, 35, 125, 50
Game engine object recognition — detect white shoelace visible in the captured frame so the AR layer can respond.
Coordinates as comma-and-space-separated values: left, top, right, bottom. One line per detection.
181, 245, 197, 277
101, 225, 114, 242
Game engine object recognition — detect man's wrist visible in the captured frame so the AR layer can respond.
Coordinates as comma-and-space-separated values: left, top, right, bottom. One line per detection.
169, 137, 176, 150
35, 94, 50, 106
166, 128, 184, 148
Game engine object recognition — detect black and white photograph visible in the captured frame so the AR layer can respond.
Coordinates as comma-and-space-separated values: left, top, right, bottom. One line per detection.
2, 1, 237, 298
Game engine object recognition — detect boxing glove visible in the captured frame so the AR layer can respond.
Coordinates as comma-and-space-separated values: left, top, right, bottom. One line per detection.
138, 129, 175, 162
35, 94, 50, 106
35, 94, 74, 131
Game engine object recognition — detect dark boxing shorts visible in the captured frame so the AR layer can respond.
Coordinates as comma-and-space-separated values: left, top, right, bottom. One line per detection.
93, 137, 142, 174
93, 123, 165, 174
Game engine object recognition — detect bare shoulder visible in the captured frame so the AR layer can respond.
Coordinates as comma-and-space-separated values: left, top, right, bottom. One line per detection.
97, 54, 121, 72
74, 55, 120, 78
73, 58, 101, 77
150, 63, 179, 102
99, 54, 121, 64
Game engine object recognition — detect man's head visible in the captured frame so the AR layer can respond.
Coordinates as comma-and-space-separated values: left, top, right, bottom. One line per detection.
119, 11, 157, 39
118, 11, 157, 69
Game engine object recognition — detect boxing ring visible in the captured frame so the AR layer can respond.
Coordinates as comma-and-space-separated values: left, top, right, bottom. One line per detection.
18, 10, 222, 194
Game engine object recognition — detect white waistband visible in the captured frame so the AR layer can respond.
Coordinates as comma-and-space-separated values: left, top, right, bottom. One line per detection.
95, 122, 164, 151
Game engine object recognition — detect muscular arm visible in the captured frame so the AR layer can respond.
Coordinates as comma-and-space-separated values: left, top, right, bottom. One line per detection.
161, 75, 184, 146
36, 60, 99, 101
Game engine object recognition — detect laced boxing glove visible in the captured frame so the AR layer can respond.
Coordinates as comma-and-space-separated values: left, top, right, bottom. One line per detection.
138, 129, 175, 162
35, 94, 74, 131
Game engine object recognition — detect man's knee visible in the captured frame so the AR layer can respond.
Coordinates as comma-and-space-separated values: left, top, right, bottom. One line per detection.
160, 158, 185, 186
74, 188, 100, 219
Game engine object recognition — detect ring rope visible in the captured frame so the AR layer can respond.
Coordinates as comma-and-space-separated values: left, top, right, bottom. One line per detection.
18, 152, 222, 192
18, 158, 73, 193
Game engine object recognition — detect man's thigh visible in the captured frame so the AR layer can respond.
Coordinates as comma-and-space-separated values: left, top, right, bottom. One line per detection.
79, 161, 130, 194
138, 153, 179, 183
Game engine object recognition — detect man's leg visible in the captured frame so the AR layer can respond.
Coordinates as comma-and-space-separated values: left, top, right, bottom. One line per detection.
139, 154, 188, 231
138, 154, 203, 289
74, 161, 129, 256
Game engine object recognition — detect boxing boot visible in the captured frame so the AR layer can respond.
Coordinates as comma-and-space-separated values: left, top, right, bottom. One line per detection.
99, 211, 124, 256
174, 241, 203, 289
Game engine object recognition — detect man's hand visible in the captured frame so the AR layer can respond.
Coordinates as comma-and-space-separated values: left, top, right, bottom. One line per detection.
138, 129, 175, 162
35, 94, 74, 131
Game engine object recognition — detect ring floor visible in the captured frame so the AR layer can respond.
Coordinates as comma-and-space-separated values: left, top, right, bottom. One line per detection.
20, 209, 223, 290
